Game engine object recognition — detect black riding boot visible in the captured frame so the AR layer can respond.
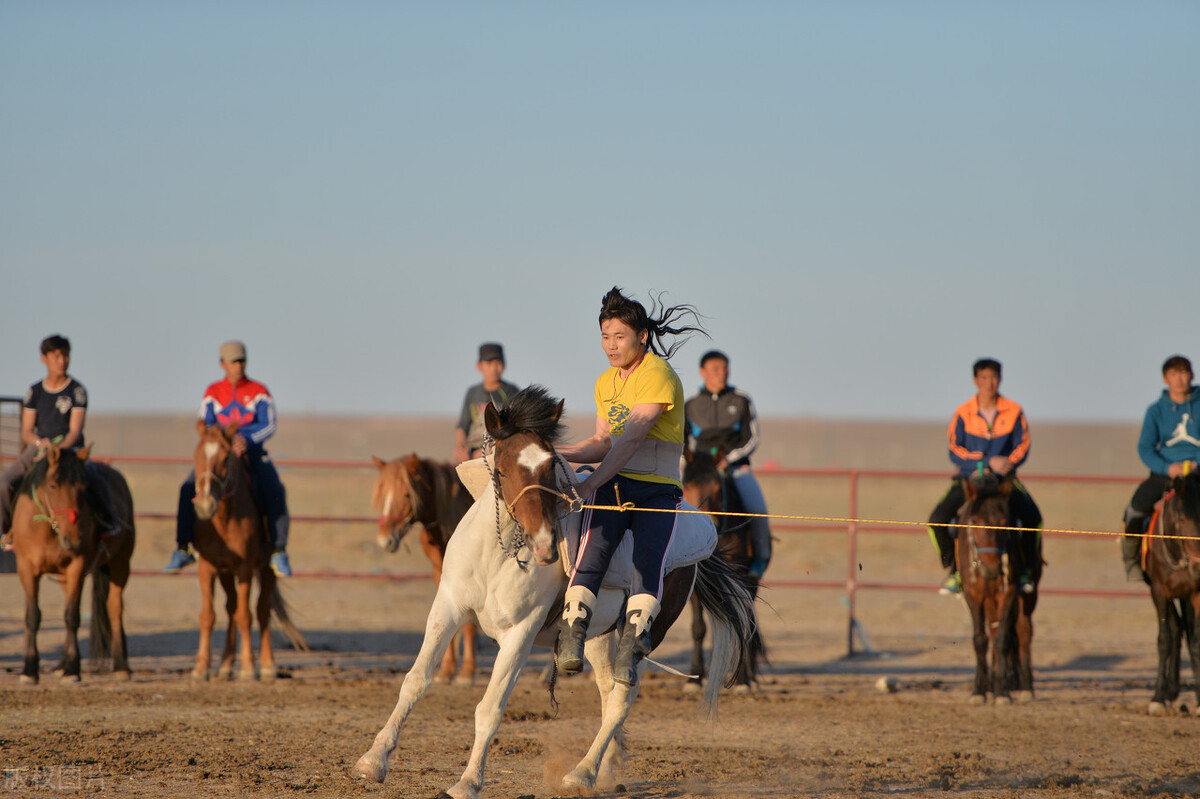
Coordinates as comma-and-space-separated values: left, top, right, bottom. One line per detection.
1122, 508, 1148, 583
614, 594, 660, 687
557, 585, 595, 674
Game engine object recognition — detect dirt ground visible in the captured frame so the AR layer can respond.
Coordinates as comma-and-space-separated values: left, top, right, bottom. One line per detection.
1, 422, 1196, 798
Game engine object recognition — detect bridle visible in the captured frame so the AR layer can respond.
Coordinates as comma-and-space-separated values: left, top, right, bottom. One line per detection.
197, 445, 240, 507
377, 474, 420, 553
30, 481, 82, 553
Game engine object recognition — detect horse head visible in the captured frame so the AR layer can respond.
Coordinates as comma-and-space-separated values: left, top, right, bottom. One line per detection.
24, 444, 93, 554
959, 472, 1013, 581
193, 420, 239, 519
483, 385, 567, 567
372, 454, 424, 553
682, 447, 726, 518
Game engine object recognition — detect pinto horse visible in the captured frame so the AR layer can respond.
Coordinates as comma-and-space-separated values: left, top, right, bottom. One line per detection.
682, 448, 765, 689
956, 473, 1040, 704
371, 453, 475, 683
1143, 468, 1200, 715
354, 386, 758, 798
12, 445, 135, 683
190, 421, 306, 680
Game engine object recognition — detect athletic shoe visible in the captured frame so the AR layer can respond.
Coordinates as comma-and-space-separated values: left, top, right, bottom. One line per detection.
938, 572, 962, 596
164, 549, 196, 574
270, 550, 292, 578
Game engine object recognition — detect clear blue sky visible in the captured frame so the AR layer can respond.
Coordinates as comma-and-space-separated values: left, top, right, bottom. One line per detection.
2, 3, 1196, 422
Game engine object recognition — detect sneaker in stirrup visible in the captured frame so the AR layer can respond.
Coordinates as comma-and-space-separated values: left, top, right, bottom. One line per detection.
938, 571, 962, 596
614, 594, 661, 687
164, 548, 196, 574
270, 549, 292, 578
557, 585, 596, 675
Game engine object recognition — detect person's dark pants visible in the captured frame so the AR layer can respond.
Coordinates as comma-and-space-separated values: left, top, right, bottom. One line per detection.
928, 477, 1043, 573
176, 449, 290, 551
570, 475, 681, 599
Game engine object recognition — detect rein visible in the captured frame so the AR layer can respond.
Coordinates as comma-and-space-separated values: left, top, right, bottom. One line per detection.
30, 484, 81, 552
1148, 491, 1200, 573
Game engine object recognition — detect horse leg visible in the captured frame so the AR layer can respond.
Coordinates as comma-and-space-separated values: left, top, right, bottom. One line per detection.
19, 570, 42, 684
353, 593, 464, 784
456, 619, 478, 687
106, 566, 132, 678
688, 591, 707, 689
563, 631, 627, 792
193, 562, 218, 680
422, 531, 460, 684
215, 571, 238, 679
57, 565, 85, 682
256, 566, 277, 681
234, 572, 256, 680
991, 592, 1017, 704
967, 594, 989, 703
1186, 594, 1200, 715
1013, 591, 1036, 701
1150, 584, 1178, 714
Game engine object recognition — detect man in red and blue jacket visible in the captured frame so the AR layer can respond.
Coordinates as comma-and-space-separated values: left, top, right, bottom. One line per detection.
927, 358, 1042, 596
164, 341, 292, 577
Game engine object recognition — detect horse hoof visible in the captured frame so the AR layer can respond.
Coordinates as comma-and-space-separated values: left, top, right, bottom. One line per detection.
352, 753, 387, 783
732, 683, 752, 696
18, 674, 38, 686
1014, 690, 1034, 703
1148, 701, 1167, 716
190, 669, 209, 682
433, 674, 452, 685
994, 695, 1012, 707
452, 674, 474, 687
216, 665, 233, 680
968, 694, 986, 706
260, 666, 277, 682
53, 668, 64, 678
237, 669, 256, 682
562, 767, 596, 793
111, 670, 132, 683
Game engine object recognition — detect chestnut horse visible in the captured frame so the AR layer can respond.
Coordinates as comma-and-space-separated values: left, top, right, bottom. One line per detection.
12, 445, 135, 683
354, 387, 758, 798
1143, 468, 1200, 716
956, 473, 1040, 704
682, 448, 765, 689
370, 453, 475, 683
190, 421, 306, 680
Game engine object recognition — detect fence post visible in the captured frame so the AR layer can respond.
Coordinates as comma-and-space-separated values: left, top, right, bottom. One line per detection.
845, 469, 859, 657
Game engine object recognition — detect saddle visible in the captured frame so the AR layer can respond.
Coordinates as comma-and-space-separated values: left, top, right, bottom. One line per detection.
456, 458, 717, 591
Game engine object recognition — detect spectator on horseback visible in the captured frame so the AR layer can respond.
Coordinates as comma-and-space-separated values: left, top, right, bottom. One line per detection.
1121, 354, 1200, 583
164, 341, 293, 577
556, 286, 704, 686
0, 335, 121, 551
684, 349, 772, 578
928, 358, 1042, 596
453, 342, 521, 464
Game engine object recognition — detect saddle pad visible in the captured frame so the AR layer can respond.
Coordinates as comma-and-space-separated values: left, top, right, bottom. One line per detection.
456, 457, 717, 589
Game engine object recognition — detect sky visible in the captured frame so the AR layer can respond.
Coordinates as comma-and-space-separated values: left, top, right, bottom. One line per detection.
2, 2, 1196, 423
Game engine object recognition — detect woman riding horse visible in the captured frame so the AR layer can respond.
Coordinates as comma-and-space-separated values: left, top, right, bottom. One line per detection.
555, 286, 705, 686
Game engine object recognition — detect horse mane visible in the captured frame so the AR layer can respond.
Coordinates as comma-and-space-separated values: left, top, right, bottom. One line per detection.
20, 449, 89, 493
683, 449, 720, 486
489, 385, 565, 444
1179, 471, 1200, 526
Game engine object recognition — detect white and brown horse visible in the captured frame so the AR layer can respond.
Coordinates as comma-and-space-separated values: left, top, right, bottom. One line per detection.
354, 386, 757, 798
371, 453, 475, 683
189, 421, 306, 680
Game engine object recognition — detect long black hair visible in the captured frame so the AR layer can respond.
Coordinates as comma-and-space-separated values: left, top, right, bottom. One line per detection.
598, 286, 707, 360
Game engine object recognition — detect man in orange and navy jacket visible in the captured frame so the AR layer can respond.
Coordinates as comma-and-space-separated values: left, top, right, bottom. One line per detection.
927, 358, 1042, 596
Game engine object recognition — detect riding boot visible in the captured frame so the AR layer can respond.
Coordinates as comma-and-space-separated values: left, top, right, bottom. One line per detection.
1122, 507, 1147, 583
614, 593, 660, 687
1016, 530, 1040, 594
556, 585, 596, 675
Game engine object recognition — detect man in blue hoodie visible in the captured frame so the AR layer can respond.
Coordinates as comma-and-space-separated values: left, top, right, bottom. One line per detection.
1122, 354, 1200, 582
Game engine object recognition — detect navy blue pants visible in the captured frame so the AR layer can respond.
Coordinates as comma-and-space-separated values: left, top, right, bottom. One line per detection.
570, 475, 681, 599
177, 448, 289, 550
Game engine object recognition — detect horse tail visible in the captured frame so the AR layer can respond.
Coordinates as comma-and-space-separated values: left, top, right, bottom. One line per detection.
693, 554, 758, 720
270, 585, 310, 652
89, 567, 113, 666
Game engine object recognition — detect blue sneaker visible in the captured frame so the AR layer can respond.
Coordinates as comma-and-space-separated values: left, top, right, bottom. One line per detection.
164, 549, 196, 574
938, 571, 962, 596
270, 550, 292, 578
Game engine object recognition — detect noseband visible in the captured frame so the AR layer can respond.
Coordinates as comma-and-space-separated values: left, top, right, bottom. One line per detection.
30, 483, 82, 553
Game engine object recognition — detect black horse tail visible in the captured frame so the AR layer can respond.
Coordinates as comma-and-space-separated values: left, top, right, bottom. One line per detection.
270, 585, 310, 652
693, 554, 758, 720
89, 567, 113, 666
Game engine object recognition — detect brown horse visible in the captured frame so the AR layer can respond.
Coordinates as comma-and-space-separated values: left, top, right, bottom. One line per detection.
681, 448, 765, 690
956, 473, 1040, 704
1143, 469, 1200, 715
190, 421, 306, 680
12, 445, 135, 683
371, 453, 476, 684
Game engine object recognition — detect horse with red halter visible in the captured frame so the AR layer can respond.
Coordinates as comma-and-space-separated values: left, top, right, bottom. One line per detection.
682, 447, 766, 689
189, 421, 306, 680
11, 444, 135, 683
956, 472, 1041, 704
354, 386, 757, 798
1142, 468, 1200, 715
370, 453, 475, 683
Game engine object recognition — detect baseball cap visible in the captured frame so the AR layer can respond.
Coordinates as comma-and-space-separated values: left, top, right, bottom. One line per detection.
478, 343, 504, 363
220, 341, 247, 362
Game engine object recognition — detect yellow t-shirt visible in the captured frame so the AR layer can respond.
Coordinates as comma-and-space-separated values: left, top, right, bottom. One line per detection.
594, 352, 684, 486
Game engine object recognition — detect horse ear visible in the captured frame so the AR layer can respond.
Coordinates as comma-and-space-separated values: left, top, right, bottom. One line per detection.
225, 422, 240, 439
484, 402, 501, 435
47, 444, 60, 469
196, 418, 207, 436
552, 399, 565, 422
961, 476, 977, 502
372, 456, 387, 470
77, 445, 91, 462
998, 478, 1013, 498
404, 453, 421, 473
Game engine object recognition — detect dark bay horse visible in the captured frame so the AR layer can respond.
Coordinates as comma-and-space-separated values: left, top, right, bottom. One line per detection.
1143, 469, 1200, 715
355, 386, 758, 798
12, 445, 135, 683
190, 421, 306, 680
371, 453, 475, 683
956, 473, 1040, 704
682, 448, 765, 689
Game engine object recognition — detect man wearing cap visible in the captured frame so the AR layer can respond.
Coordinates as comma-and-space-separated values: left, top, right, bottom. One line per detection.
927, 358, 1041, 596
164, 341, 293, 577
683, 350, 772, 578
453, 343, 521, 463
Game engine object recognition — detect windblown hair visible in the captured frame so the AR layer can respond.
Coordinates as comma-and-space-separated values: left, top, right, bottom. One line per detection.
598, 286, 707, 361
489, 385, 565, 444
20, 449, 89, 493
